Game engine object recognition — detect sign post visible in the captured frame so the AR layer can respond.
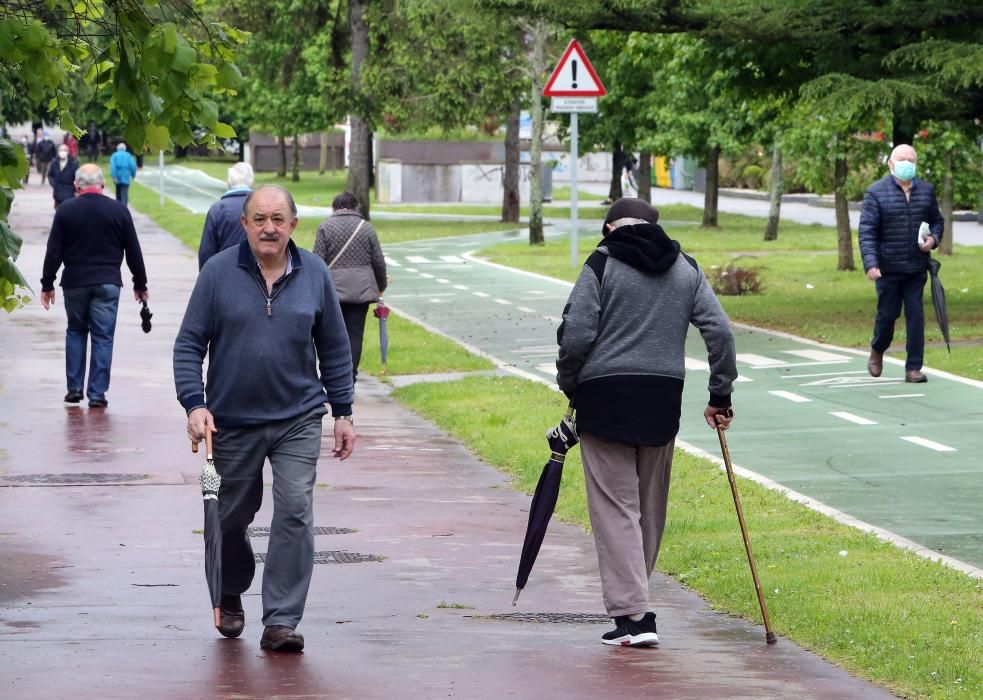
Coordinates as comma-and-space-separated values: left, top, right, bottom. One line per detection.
543, 40, 606, 266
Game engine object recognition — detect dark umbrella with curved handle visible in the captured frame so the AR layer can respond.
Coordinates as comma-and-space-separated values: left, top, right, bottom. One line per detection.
192, 431, 222, 628
927, 258, 950, 353
513, 406, 578, 605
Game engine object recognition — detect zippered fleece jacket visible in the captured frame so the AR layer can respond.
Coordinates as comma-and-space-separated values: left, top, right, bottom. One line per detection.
858, 175, 944, 275
173, 240, 354, 427
556, 223, 737, 447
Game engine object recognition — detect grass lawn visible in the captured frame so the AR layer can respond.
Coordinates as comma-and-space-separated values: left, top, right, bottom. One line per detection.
129, 180, 520, 251
393, 375, 983, 700
479, 211, 983, 381
127, 182, 496, 377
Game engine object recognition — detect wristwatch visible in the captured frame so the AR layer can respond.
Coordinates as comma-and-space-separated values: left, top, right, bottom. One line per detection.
335, 415, 354, 425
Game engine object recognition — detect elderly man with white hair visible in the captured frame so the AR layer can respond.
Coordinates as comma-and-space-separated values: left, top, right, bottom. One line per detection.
859, 143, 944, 383
197, 161, 255, 270
40, 164, 149, 408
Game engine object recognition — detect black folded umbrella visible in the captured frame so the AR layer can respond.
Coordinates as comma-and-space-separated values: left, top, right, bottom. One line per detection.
513, 407, 578, 605
194, 432, 223, 628
927, 258, 950, 353
140, 300, 152, 334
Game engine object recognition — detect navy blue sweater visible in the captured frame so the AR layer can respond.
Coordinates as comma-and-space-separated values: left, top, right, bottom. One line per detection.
173, 240, 353, 427
197, 189, 250, 270
858, 175, 944, 275
40, 191, 148, 292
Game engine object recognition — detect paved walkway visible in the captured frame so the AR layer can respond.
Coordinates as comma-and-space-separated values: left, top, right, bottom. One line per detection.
0, 184, 898, 698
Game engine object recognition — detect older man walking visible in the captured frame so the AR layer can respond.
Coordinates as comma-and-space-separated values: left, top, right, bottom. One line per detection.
174, 185, 355, 652
859, 144, 944, 383
556, 198, 737, 647
197, 162, 254, 270
40, 164, 149, 408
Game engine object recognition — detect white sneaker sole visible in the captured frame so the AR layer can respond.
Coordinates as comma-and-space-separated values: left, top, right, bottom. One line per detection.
602, 632, 659, 647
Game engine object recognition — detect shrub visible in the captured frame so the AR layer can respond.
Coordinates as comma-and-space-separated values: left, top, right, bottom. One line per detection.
708, 260, 765, 296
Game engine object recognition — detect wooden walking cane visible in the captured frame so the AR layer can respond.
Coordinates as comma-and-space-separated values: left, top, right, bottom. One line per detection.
716, 425, 778, 645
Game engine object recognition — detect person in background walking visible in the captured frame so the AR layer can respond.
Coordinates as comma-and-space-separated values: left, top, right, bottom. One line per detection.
63, 132, 79, 159
48, 144, 79, 208
312, 191, 387, 383
40, 164, 149, 409
555, 198, 737, 647
109, 142, 137, 206
197, 162, 254, 270
85, 123, 101, 162
174, 185, 355, 652
35, 130, 57, 186
20, 135, 31, 184
859, 144, 944, 383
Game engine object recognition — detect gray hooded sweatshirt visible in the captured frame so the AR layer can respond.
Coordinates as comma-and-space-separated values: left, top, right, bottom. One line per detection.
556, 222, 736, 446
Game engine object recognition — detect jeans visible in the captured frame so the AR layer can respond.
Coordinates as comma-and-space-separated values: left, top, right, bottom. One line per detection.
63, 284, 121, 401
340, 302, 370, 383
115, 182, 129, 206
872, 271, 927, 370
212, 406, 326, 628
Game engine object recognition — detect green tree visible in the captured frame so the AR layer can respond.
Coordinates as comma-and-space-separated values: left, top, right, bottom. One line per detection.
0, 0, 245, 311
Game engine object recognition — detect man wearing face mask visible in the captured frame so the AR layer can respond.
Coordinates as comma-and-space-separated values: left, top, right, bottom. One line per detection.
48, 145, 79, 208
858, 144, 944, 383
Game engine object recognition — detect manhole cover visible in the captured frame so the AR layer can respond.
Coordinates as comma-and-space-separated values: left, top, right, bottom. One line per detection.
2, 473, 149, 485
255, 550, 382, 564
248, 526, 356, 537
481, 613, 610, 624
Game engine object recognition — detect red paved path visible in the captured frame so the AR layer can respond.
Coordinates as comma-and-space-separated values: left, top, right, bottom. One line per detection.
0, 184, 894, 699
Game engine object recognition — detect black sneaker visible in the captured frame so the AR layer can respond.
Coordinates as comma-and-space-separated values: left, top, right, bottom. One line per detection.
88, 398, 108, 408
601, 612, 659, 647
64, 390, 83, 403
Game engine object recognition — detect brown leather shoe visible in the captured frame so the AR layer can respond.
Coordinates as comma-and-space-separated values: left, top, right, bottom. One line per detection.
867, 350, 884, 378
216, 595, 244, 638
260, 625, 304, 652
905, 369, 927, 383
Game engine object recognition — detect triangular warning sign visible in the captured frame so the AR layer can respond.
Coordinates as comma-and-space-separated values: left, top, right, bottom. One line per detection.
542, 40, 606, 97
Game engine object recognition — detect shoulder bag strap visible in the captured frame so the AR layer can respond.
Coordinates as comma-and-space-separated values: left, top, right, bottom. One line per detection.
328, 219, 365, 269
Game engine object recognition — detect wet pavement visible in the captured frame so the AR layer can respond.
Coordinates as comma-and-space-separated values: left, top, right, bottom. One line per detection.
0, 183, 896, 699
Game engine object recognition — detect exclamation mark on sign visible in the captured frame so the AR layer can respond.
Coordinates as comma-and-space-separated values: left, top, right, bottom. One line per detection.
571, 59, 578, 89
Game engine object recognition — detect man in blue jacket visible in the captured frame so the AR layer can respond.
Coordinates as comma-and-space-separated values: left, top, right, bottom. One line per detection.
109, 142, 137, 206
858, 144, 944, 383
197, 162, 254, 270
174, 185, 355, 652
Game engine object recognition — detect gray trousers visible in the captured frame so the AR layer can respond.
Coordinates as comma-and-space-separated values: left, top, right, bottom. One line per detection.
212, 406, 326, 628
580, 432, 675, 618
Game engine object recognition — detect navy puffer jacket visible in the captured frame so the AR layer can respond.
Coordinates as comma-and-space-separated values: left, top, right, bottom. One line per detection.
858, 175, 944, 274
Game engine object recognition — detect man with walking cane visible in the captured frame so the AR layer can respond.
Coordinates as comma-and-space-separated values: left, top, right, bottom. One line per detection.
174, 185, 355, 652
555, 198, 737, 647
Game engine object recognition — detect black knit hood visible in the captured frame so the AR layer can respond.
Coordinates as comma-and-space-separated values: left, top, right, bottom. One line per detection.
600, 222, 680, 273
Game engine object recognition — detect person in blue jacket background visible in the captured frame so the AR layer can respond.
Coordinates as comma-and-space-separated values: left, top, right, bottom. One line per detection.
109, 142, 137, 206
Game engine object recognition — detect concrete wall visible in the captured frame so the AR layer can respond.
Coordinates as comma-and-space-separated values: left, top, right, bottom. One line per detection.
249, 131, 345, 173
377, 160, 553, 204
377, 140, 504, 165
549, 151, 612, 183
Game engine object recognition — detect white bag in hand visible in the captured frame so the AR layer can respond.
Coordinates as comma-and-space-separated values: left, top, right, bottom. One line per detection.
918, 221, 931, 247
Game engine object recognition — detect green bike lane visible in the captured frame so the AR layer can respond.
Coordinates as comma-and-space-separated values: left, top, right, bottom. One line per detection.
383, 231, 983, 575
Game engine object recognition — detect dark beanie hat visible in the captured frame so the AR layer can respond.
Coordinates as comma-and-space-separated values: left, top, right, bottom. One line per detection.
601, 198, 660, 235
